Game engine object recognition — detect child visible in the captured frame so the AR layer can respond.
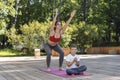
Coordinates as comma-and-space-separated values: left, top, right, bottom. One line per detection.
66, 44, 87, 75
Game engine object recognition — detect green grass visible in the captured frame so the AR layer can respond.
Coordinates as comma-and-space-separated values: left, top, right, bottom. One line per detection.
0, 49, 30, 57
0, 48, 46, 57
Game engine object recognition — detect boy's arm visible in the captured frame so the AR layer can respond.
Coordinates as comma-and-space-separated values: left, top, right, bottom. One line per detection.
66, 61, 74, 67
76, 61, 80, 66
66, 57, 77, 67
75, 56, 80, 66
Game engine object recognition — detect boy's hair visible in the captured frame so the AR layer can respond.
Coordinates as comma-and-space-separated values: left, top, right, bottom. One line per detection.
70, 44, 77, 48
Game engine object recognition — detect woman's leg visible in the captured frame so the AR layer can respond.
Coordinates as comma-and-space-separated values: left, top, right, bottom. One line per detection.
53, 44, 64, 68
44, 43, 52, 68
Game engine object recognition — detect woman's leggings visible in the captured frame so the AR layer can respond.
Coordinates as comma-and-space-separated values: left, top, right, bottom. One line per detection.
44, 43, 64, 68
66, 65, 87, 75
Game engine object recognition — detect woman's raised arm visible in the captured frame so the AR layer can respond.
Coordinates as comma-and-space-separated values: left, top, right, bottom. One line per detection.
61, 10, 76, 33
50, 9, 58, 31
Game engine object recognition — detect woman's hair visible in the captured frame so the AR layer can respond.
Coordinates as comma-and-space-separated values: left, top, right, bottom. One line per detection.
55, 21, 62, 26
54, 21, 62, 30
54, 26, 56, 30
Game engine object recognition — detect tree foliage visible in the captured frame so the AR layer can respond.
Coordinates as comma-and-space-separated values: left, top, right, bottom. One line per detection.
1, 0, 120, 53
0, 0, 16, 34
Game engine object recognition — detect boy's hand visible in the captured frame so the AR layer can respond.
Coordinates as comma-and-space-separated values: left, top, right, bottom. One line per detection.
74, 57, 77, 62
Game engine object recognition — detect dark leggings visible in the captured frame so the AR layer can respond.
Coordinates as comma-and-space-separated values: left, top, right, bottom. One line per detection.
66, 65, 87, 75
44, 43, 64, 68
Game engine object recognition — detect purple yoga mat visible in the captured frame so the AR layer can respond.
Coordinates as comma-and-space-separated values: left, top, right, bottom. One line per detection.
40, 68, 92, 78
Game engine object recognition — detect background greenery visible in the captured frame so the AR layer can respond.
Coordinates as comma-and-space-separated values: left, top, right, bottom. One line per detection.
0, 0, 120, 56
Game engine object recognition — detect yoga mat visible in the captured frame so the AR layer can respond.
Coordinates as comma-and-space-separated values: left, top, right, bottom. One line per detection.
40, 68, 92, 78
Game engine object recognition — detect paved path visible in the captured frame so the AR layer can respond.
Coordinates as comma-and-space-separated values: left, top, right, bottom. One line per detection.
0, 55, 120, 80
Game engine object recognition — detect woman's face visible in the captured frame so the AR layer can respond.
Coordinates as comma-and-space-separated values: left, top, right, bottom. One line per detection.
55, 22, 62, 29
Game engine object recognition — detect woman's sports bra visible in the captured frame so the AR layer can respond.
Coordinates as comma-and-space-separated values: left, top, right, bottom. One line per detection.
49, 35, 61, 43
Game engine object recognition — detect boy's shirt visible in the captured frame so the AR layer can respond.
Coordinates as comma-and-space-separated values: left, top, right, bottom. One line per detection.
66, 54, 80, 69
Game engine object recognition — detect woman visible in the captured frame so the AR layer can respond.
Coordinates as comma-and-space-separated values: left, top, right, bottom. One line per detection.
44, 9, 76, 71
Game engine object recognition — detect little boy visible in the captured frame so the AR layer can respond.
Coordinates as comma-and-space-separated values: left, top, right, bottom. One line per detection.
66, 44, 87, 75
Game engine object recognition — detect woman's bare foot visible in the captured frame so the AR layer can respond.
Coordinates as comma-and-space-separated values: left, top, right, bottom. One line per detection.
47, 68, 51, 72
59, 67, 64, 71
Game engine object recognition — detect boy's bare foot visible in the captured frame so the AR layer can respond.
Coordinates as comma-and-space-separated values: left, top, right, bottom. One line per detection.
82, 71, 86, 75
71, 74, 75, 77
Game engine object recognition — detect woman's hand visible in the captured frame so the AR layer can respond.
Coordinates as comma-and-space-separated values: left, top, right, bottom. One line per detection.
70, 10, 76, 18
55, 8, 58, 16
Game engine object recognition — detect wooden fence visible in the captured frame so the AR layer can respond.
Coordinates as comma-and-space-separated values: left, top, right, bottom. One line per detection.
86, 47, 120, 54
52, 48, 70, 56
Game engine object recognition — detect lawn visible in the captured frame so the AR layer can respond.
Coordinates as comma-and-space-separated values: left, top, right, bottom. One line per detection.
0, 49, 29, 57
0, 48, 46, 57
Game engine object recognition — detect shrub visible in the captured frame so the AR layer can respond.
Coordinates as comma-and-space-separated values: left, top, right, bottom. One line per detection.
6, 21, 49, 53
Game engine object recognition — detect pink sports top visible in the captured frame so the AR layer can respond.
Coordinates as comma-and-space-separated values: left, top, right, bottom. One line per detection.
49, 35, 61, 43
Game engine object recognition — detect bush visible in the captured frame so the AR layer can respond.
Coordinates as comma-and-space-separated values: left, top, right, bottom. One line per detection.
6, 21, 49, 53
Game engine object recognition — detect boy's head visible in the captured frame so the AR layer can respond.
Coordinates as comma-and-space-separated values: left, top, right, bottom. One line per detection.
70, 44, 77, 55
70, 44, 77, 48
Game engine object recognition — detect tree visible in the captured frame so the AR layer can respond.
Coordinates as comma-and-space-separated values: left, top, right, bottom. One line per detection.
0, 0, 16, 48
0, 0, 16, 33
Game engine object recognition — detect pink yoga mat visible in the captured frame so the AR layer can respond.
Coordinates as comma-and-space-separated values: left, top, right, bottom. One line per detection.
40, 68, 92, 78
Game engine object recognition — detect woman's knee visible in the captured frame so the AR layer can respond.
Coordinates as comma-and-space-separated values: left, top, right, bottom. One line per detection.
47, 52, 52, 56
60, 51, 64, 56
44, 44, 52, 55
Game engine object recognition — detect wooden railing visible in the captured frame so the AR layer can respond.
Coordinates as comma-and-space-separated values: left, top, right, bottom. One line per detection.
52, 48, 70, 56
86, 47, 120, 54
